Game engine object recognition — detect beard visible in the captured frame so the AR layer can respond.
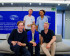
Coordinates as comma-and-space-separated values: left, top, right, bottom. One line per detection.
44, 28, 48, 30
19, 29, 23, 32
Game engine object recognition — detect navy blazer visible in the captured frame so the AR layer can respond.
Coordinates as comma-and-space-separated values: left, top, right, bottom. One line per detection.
27, 30, 40, 44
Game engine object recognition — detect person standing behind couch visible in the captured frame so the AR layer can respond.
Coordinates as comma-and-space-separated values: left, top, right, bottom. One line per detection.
27, 24, 40, 56
23, 9, 35, 32
8, 21, 31, 56
41, 22, 56, 56
36, 10, 48, 33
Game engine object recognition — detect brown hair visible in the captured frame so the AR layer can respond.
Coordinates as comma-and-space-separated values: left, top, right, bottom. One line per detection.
17, 21, 24, 26
44, 22, 49, 25
31, 24, 36, 27
28, 9, 33, 12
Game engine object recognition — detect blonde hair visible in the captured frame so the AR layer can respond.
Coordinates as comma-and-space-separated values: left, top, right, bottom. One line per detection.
31, 24, 36, 27
28, 9, 33, 12
44, 22, 49, 25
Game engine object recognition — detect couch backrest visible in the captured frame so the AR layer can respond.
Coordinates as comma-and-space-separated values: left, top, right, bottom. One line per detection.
56, 35, 62, 42
0, 34, 7, 40
0, 34, 62, 42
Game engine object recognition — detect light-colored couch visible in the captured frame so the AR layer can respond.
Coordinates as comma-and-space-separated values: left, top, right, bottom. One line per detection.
0, 34, 70, 55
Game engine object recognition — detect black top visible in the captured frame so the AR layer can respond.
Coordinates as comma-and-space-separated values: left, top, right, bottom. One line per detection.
41, 29, 55, 43
8, 29, 27, 45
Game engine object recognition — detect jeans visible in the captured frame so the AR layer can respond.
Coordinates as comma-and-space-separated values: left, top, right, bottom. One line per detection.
10, 44, 31, 56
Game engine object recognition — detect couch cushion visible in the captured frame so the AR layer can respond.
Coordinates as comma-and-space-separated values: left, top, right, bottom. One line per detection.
6, 33, 10, 40
0, 34, 7, 39
56, 35, 62, 42
0, 40, 14, 53
56, 42, 70, 52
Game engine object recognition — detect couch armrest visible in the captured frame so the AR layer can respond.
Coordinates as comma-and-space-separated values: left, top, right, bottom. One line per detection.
0, 34, 7, 40
56, 35, 62, 42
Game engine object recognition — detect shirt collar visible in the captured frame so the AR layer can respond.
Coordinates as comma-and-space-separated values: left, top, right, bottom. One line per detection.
40, 16, 44, 19
30, 30, 36, 34
17, 29, 23, 33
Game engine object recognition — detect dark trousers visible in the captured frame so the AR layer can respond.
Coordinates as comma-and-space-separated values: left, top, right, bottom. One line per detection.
10, 44, 31, 56
28, 43, 40, 56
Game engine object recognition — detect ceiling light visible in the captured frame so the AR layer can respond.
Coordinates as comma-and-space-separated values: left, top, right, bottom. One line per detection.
58, 4, 60, 6
39, 3, 41, 5
2, 3, 4, 5
30, 3, 32, 5
11, 3, 13, 5
67, 4, 69, 6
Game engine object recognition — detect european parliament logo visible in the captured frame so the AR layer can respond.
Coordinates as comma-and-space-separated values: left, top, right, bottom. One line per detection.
0, 15, 3, 20
10, 15, 19, 20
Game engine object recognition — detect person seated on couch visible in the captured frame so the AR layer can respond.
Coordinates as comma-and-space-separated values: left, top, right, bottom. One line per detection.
41, 22, 56, 56
8, 21, 31, 56
27, 24, 40, 56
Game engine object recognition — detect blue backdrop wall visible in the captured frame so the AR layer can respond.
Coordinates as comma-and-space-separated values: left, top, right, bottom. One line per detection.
0, 11, 55, 34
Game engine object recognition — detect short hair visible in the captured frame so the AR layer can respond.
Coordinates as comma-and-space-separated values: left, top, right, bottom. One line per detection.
31, 24, 36, 28
17, 21, 24, 26
39, 10, 46, 15
44, 22, 49, 25
28, 9, 33, 12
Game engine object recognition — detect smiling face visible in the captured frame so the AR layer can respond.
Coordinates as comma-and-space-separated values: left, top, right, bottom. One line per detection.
17, 22, 24, 32
44, 23, 49, 30
28, 9, 33, 15
31, 24, 36, 32
39, 11, 44, 16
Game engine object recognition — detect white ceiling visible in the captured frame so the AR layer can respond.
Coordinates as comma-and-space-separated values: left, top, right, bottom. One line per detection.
0, 0, 70, 4
0, 0, 70, 11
